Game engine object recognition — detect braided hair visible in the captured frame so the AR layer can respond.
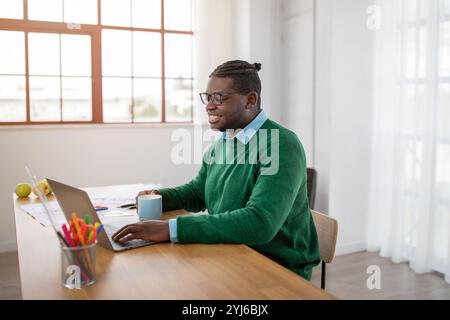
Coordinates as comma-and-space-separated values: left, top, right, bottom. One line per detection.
210, 60, 262, 109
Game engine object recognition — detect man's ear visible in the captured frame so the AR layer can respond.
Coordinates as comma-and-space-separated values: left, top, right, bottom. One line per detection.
246, 92, 258, 109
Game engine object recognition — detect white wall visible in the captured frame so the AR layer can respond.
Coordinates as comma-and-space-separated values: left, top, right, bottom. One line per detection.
0, 124, 203, 252
314, 0, 333, 215
280, 0, 315, 167
194, 0, 235, 124
281, 0, 374, 255
326, 0, 374, 255
231, 0, 283, 123
195, 0, 282, 124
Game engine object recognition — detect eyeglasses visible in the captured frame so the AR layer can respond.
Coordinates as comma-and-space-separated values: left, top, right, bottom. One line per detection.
199, 91, 246, 106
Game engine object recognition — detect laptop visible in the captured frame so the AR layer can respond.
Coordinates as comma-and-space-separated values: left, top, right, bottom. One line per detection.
47, 178, 154, 252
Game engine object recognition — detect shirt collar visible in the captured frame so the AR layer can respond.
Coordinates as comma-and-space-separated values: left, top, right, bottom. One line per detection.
222, 109, 268, 144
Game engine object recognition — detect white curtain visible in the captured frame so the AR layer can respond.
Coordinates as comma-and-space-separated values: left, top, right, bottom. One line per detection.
367, 0, 450, 282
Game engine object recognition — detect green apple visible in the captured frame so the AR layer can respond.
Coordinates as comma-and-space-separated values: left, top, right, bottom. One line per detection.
44, 179, 53, 194
33, 180, 51, 196
15, 183, 32, 198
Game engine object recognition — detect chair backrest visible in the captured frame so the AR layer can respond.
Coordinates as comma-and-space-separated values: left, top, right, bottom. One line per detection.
306, 168, 317, 209
311, 210, 338, 264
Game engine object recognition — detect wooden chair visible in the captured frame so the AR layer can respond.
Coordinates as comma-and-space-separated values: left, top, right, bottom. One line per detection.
311, 210, 338, 290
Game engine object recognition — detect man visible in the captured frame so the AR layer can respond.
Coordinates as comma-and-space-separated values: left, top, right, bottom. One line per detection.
112, 60, 320, 280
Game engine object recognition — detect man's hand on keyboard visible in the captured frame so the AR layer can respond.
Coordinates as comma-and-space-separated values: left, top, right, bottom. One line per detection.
111, 220, 169, 244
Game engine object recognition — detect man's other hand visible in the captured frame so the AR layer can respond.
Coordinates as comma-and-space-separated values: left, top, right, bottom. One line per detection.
136, 189, 161, 212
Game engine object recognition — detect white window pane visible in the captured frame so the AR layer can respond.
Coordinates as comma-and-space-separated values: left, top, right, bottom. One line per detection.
404, 27, 427, 79
132, 0, 161, 29
418, 27, 427, 78
29, 33, 60, 76
438, 84, 450, 110
164, 34, 192, 78
64, 0, 98, 25
0, 76, 26, 122
29, 76, 61, 121
101, 0, 131, 27
28, 0, 63, 22
436, 144, 450, 184
0, 31, 25, 75
133, 31, 161, 77
404, 140, 423, 182
165, 78, 192, 122
102, 77, 132, 122
102, 30, 131, 76
0, 0, 23, 19
437, 84, 450, 138
418, 0, 429, 21
443, 0, 450, 15
440, 22, 450, 77
402, 85, 418, 133
164, 0, 192, 31
61, 34, 91, 76
433, 142, 450, 260
62, 77, 92, 121
133, 78, 161, 122
431, 204, 450, 261
406, 0, 418, 22
405, 28, 417, 79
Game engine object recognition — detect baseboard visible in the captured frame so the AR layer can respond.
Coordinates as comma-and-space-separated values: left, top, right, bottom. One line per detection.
0, 241, 17, 253
335, 241, 366, 256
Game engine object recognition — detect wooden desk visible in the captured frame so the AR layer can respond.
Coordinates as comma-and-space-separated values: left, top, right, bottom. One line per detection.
13, 186, 334, 300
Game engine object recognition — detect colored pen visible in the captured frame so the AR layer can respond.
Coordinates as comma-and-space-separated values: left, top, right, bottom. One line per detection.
56, 231, 69, 247
82, 224, 87, 243
86, 225, 96, 244
72, 214, 84, 245
61, 224, 74, 247
72, 214, 95, 274
96, 224, 104, 235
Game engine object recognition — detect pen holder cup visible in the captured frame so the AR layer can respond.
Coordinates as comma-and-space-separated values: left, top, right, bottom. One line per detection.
61, 241, 97, 289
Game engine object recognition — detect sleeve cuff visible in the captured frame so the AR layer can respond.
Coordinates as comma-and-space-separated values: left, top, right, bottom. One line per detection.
168, 218, 179, 243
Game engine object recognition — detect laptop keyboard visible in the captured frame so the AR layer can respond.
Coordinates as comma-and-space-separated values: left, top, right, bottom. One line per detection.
104, 224, 147, 247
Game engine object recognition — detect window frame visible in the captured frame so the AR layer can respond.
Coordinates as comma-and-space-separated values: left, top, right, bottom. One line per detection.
0, 0, 194, 125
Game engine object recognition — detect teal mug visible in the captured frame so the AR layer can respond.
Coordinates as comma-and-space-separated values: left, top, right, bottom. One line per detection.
137, 194, 162, 221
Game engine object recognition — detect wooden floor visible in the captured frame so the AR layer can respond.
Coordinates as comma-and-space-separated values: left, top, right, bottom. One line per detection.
311, 251, 450, 299
1, 250, 449, 299
0, 251, 21, 300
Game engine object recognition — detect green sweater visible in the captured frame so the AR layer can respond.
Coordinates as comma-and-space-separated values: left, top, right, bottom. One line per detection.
159, 119, 320, 280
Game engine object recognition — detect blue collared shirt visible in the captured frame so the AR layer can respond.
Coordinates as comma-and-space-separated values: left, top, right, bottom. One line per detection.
168, 110, 268, 243
222, 109, 268, 144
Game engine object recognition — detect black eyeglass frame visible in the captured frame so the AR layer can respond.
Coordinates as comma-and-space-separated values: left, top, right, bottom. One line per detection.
199, 91, 250, 106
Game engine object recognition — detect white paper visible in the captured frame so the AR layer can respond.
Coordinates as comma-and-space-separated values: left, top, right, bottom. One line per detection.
20, 202, 67, 227
20, 183, 162, 227
85, 183, 162, 208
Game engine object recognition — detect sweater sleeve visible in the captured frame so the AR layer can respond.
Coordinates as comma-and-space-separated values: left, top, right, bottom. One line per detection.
158, 160, 207, 213
176, 132, 306, 246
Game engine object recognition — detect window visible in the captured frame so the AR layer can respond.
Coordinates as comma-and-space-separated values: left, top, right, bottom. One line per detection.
0, 0, 194, 124
369, 0, 450, 280
0, 30, 26, 122
398, 0, 450, 268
